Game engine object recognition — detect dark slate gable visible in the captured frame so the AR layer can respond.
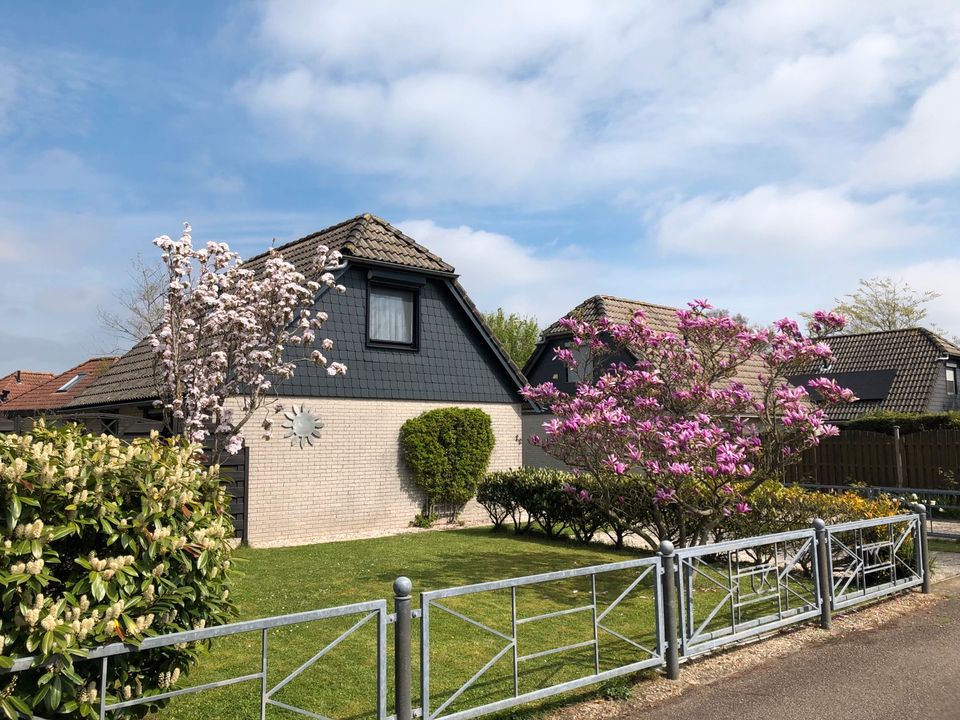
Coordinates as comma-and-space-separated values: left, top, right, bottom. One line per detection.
275, 265, 519, 403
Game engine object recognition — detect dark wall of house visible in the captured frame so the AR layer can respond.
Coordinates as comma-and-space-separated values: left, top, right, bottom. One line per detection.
274, 264, 520, 403
525, 335, 633, 397
926, 363, 960, 413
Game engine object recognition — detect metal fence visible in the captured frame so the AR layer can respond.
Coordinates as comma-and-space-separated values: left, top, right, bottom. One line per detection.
419, 556, 663, 720
2, 509, 932, 720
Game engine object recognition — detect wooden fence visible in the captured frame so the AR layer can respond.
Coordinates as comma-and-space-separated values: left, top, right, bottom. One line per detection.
784, 429, 960, 489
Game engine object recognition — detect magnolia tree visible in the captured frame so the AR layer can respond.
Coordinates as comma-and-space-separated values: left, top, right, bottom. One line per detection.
522, 301, 855, 547
149, 223, 346, 458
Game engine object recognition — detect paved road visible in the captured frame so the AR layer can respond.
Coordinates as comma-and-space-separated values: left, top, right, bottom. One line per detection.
631, 576, 960, 720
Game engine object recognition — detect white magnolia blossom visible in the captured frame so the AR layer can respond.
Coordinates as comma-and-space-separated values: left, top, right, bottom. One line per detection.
149, 223, 346, 455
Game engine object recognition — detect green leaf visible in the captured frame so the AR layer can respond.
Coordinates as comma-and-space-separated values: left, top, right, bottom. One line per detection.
91, 574, 106, 602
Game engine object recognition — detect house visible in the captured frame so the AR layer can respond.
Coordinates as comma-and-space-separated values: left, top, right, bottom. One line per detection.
0, 358, 117, 433
0, 370, 55, 431
66, 214, 528, 547
521, 294, 766, 469
789, 327, 960, 423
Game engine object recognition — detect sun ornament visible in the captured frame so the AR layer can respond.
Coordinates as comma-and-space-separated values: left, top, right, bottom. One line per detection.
280, 404, 324, 448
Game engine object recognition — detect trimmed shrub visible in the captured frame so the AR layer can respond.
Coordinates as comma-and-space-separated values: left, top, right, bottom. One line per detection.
845, 411, 960, 435
0, 423, 235, 719
399, 408, 495, 518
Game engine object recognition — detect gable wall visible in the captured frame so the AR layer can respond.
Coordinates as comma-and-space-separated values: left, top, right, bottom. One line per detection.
275, 265, 519, 404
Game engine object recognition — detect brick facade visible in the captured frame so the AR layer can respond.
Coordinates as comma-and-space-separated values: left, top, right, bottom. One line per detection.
238, 398, 523, 547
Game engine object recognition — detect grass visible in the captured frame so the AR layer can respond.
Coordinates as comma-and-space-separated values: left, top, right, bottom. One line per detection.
139, 528, 822, 720
928, 537, 960, 554
143, 528, 662, 720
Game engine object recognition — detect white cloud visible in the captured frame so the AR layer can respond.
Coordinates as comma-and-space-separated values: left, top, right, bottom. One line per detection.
238, 0, 960, 204
856, 66, 960, 189
897, 259, 960, 334
398, 219, 617, 324
655, 185, 929, 259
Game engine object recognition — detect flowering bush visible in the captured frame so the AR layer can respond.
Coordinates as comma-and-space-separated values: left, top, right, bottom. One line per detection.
149, 223, 347, 458
399, 408, 495, 520
0, 423, 234, 719
522, 302, 856, 547
721, 482, 902, 540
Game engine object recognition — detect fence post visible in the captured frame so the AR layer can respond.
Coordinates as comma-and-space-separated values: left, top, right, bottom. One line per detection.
893, 425, 905, 488
394, 576, 413, 720
659, 540, 680, 680
813, 519, 832, 630
912, 504, 931, 594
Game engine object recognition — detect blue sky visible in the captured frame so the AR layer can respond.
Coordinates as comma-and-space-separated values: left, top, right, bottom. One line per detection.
2, 1, 960, 371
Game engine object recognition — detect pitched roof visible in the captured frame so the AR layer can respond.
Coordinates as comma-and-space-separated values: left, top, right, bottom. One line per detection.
0, 358, 118, 413
245, 213, 454, 275
802, 327, 960, 421
542, 295, 680, 337
0, 371, 55, 405
70, 215, 524, 409
533, 295, 768, 397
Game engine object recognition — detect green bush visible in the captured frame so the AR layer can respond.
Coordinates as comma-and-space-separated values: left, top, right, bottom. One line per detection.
845, 411, 960, 434
0, 423, 235, 719
478, 468, 615, 543
399, 408, 495, 517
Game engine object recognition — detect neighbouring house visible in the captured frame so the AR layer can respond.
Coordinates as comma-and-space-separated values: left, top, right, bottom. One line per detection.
65, 214, 528, 547
789, 327, 960, 423
0, 370, 55, 431
521, 294, 767, 469
0, 358, 118, 433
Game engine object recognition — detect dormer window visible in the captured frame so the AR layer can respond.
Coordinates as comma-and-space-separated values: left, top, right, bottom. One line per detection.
56, 373, 86, 392
368, 282, 418, 348
947, 365, 957, 395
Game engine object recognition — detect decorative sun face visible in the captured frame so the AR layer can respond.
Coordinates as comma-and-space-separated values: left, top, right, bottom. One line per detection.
280, 404, 324, 448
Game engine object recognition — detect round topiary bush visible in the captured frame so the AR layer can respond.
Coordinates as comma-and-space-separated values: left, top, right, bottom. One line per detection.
399, 407, 495, 519
0, 422, 236, 719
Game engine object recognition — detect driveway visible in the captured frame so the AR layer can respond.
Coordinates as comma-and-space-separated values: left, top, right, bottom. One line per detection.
626, 575, 960, 720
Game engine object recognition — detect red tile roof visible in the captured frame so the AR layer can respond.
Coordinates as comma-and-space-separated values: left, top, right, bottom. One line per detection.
0, 371, 55, 406
0, 358, 119, 413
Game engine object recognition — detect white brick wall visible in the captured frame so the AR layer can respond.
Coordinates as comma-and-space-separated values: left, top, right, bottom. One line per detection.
235, 398, 523, 547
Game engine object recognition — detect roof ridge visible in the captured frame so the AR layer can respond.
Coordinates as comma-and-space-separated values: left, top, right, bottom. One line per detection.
243, 214, 368, 266
362, 213, 454, 272
595, 294, 681, 312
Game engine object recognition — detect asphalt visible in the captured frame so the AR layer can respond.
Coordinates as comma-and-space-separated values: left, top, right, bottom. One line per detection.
630, 575, 960, 720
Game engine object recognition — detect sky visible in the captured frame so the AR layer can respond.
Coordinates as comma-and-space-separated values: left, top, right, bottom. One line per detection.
2, 0, 960, 372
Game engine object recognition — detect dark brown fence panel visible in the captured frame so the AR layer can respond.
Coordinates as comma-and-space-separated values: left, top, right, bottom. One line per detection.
218, 447, 248, 543
786, 428, 960, 490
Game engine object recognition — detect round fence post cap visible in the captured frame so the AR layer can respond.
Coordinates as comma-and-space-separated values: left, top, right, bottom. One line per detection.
658, 540, 675, 556
913, 502, 927, 514
393, 576, 413, 597
812, 518, 827, 531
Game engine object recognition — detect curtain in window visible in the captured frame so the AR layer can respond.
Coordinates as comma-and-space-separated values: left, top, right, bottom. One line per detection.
370, 287, 413, 343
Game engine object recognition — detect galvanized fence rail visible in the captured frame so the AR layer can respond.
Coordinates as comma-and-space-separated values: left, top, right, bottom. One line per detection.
418, 556, 663, 720
3, 508, 933, 720
5, 600, 388, 720
674, 529, 822, 657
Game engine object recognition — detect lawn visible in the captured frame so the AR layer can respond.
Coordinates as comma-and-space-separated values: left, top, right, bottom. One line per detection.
127, 527, 833, 720
138, 527, 663, 720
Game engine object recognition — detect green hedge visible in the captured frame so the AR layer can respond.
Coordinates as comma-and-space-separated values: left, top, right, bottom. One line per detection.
399, 407, 495, 517
0, 423, 235, 719
845, 411, 960, 434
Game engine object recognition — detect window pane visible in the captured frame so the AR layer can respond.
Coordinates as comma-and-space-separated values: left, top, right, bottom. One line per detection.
949, 367, 957, 394
370, 286, 414, 343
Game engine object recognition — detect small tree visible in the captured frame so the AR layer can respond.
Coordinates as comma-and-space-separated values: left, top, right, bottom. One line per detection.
399, 408, 495, 520
811, 276, 940, 334
482, 308, 541, 367
149, 223, 346, 457
98, 254, 166, 347
522, 301, 855, 547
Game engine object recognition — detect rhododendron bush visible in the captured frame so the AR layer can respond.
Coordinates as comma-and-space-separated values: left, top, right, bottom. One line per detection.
522, 301, 855, 547
150, 223, 346, 458
0, 423, 234, 719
